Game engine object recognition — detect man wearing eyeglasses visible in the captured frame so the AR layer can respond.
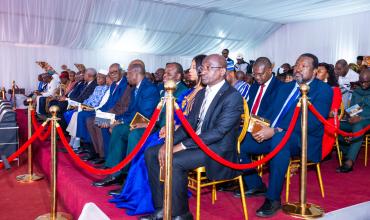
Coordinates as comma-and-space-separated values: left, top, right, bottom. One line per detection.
141, 54, 243, 220
77, 63, 132, 162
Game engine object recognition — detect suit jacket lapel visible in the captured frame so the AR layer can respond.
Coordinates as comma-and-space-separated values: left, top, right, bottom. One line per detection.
190, 88, 205, 128
263, 76, 276, 99
201, 83, 229, 131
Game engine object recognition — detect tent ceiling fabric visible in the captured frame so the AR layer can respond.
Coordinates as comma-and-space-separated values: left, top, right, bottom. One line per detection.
157, 0, 370, 23
0, 0, 370, 56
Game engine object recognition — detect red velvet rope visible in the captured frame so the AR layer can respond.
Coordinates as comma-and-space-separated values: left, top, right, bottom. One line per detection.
308, 104, 370, 137
30, 109, 51, 141
56, 106, 162, 175
0, 122, 47, 169
175, 105, 301, 170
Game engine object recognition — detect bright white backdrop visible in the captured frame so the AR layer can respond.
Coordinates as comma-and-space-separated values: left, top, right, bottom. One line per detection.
249, 11, 370, 69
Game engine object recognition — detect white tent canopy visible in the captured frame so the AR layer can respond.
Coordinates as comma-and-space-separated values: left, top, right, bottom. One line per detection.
0, 0, 369, 90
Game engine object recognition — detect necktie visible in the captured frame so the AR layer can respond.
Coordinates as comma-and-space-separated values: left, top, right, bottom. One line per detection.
196, 88, 210, 134
134, 88, 138, 98
251, 84, 265, 115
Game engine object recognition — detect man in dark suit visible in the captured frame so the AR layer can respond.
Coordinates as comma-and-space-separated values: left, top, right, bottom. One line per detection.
141, 54, 243, 220
235, 57, 286, 197
246, 53, 332, 217
50, 68, 97, 128
83, 63, 132, 162
92, 62, 160, 187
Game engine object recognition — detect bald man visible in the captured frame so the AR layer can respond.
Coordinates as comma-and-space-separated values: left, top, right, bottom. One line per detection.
141, 54, 243, 220
335, 59, 359, 108
338, 68, 370, 172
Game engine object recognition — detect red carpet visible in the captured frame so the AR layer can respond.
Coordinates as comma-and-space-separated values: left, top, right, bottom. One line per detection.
1, 110, 369, 220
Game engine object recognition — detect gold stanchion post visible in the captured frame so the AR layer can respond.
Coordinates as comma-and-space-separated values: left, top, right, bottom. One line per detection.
36, 106, 71, 220
1, 87, 6, 100
16, 98, 44, 183
12, 80, 16, 109
163, 80, 176, 220
282, 84, 324, 218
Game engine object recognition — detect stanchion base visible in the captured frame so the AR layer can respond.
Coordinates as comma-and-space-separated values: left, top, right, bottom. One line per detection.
35, 212, 72, 220
16, 173, 44, 183
282, 202, 324, 219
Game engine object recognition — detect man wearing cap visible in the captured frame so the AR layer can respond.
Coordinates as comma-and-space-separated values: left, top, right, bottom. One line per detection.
235, 54, 249, 74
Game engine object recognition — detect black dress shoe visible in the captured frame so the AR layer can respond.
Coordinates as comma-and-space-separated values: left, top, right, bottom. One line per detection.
92, 175, 123, 187
81, 153, 98, 161
217, 182, 238, 192
139, 209, 163, 220
233, 183, 266, 198
256, 198, 281, 217
90, 158, 105, 165
336, 164, 353, 173
75, 148, 90, 155
173, 212, 193, 220
108, 188, 122, 196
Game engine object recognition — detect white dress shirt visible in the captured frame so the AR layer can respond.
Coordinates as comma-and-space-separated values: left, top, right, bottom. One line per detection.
338, 69, 359, 108
196, 80, 225, 134
251, 75, 273, 115
42, 77, 59, 97
180, 80, 225, 149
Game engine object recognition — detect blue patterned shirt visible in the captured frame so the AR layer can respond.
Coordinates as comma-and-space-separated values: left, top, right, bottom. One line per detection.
234, 80, 250, 100
83, 85, 109, 107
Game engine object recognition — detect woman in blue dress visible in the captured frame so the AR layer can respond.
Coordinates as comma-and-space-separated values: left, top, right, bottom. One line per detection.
109, 54, 206, 215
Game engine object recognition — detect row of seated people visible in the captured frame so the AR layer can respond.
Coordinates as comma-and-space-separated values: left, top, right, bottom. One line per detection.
32, 53, 369, 219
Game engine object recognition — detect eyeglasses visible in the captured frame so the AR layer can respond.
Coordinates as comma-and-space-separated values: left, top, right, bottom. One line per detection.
199, 65, 223, 72
109, 70, 119, 75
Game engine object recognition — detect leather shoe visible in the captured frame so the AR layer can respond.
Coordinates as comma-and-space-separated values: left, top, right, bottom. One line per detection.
217, 182, 238, 192
90, 158, 105, 165
173, 212, 193, 220
81, 153, 98, 161
75, 148, 90, 155
92, 175, 123, 187
233, 184, 266, 198
108, 188, 122, 196
256, 198, 281, 217
336, 164, 353, 173
139, 209, 163, 220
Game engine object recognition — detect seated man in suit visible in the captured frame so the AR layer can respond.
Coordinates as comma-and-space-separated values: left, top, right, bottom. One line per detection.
83, 62, 144, 163
50, 68, 97, 128
92, 62, 160, 187
244, 53, 332, 217
141, 54, 243, 220
234, 57, 288, 197
337, 68, 370, 172
107, 62, 188, 195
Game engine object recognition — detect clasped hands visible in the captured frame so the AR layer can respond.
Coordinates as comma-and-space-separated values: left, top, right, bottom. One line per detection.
251, 124, 278, 143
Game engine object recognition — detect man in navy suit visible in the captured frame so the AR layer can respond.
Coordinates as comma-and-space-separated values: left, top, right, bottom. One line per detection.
93, 62, 160, 187
82, 63, 131, 162
235, 57, 287, 197
246, 53, 332, 217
